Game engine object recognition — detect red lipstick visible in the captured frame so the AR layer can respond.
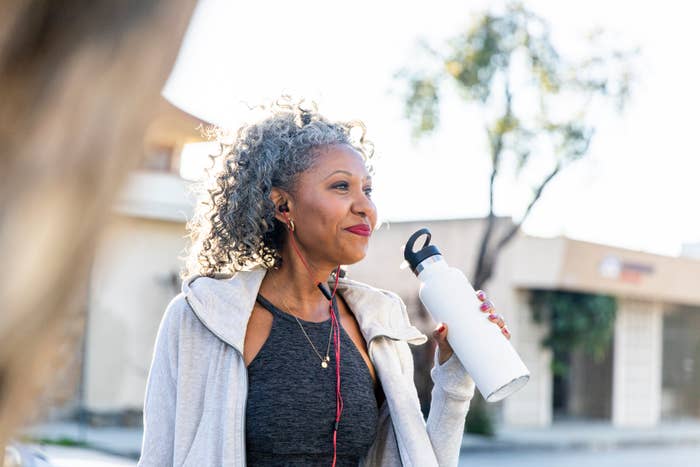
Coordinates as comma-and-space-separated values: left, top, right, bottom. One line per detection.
345, 224, 371, 237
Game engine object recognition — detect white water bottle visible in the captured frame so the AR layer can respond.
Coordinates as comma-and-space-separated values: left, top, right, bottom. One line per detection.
404, 228, 530, 402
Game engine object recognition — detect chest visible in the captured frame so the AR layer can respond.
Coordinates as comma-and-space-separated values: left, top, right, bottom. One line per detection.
243, 295, 378, 387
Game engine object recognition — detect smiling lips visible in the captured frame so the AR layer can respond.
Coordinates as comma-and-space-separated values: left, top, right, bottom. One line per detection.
344, 224, 372, 237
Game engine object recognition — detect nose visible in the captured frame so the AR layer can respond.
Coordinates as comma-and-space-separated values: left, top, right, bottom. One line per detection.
351, 189, 376, 223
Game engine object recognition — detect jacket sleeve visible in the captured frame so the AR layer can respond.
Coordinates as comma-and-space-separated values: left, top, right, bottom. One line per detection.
137, 295, 187, 466
426, 348, 476, 467
388, 289, 475, 466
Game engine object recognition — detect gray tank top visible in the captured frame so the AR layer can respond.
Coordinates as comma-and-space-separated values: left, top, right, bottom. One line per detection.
245, 293, 379, 466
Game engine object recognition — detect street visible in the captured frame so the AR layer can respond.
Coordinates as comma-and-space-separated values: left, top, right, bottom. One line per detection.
27, 443, 700, 466
459, 445, 700, 467
27, 445, 136, 467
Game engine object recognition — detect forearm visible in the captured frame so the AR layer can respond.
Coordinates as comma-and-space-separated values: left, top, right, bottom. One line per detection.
426, 349, 475, 466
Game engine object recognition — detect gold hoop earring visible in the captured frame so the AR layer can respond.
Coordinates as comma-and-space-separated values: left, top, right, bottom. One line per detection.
287, 218, 295, 232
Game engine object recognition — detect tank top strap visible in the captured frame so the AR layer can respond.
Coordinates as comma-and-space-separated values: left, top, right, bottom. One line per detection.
255, 293, 288, 319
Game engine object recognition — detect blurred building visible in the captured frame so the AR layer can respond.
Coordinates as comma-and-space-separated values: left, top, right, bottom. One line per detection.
44, 101, 204, 425
51, 111, 700, 428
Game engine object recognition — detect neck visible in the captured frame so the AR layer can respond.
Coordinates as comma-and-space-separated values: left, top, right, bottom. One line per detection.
260, 244, 338, 321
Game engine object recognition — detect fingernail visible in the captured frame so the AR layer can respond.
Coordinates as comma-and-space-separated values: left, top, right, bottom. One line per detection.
437, 324, 445, 333
476, 290, 486, 301
480, 302, 490, 311
488, 314, 497, 321
503, 327, 510, 336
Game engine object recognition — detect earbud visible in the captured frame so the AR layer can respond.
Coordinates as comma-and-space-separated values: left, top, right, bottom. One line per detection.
278, 204, 289, 213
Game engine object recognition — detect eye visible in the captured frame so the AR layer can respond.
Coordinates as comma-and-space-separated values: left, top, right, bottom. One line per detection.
363, 186, 373, 198
331, 181, 349, 191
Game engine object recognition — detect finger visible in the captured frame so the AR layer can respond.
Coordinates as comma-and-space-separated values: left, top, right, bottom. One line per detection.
488, 313, 506, 329
476, 290, 487, 302
433, 323, 448, 340
479, 300, 494, 313
502, 326, 511, 340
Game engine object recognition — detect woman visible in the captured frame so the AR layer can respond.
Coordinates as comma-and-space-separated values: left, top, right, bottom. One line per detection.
137, 99, 511, 467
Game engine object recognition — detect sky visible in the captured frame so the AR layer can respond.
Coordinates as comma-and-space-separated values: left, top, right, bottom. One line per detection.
165, 0, 700, 258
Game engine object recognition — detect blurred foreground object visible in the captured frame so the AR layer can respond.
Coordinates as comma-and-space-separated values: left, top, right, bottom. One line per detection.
0, 0, 197, 451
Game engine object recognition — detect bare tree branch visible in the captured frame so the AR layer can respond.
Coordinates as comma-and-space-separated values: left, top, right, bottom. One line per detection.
496, 162, 562, 251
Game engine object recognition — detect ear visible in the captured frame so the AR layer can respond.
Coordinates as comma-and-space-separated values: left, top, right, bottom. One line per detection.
270, 187, 293, 223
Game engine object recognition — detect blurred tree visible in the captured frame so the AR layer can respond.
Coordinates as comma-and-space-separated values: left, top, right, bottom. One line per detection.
397, 2, 636, 290
397, 1, 636, 435
530, 289, 617, 376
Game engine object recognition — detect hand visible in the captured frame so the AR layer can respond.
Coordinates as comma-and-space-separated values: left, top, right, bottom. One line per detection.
432, 290, 511, 365
476, 289, 511, 341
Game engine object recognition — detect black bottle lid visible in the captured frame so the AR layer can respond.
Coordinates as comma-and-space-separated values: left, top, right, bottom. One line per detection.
403, 228, 442, 273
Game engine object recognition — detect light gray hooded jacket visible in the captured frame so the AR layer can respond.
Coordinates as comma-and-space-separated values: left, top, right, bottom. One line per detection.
137, 268, 475, 466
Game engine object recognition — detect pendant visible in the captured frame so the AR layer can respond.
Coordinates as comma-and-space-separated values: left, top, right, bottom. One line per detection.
321, 361, 328, 369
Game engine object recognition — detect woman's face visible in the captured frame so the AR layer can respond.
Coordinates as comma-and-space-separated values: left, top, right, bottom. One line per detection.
281, 144, 377, 268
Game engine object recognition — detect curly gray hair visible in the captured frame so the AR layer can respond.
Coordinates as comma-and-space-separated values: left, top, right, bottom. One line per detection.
181, 98, 375, 279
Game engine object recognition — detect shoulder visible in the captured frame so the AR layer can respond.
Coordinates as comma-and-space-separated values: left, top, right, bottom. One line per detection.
156, 292, 218, 345
335, 276, 404, 302
159, 293, 191, 332
334, 276, 426, 345
152, 294, 189, 346
336, 276, 408, 315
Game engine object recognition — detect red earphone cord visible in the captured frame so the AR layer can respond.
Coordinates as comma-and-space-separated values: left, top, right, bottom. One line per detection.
283, 212, 343, 467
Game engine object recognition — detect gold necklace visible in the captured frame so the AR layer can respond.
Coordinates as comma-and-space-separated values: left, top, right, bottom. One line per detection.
273, 281, 334, 369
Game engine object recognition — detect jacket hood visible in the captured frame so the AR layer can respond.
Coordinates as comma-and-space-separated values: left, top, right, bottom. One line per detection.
180, 268, 427, 355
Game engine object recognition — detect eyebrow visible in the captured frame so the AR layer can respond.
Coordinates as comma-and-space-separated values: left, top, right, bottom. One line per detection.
323, 170, 372, 182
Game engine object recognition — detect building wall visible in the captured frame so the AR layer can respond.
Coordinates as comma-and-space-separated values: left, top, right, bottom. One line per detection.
612, 299, 663, 427
492, 235, 557, 427
84, 214, 186, 411
494, 287, 551, 427
557, 240, 700, 307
